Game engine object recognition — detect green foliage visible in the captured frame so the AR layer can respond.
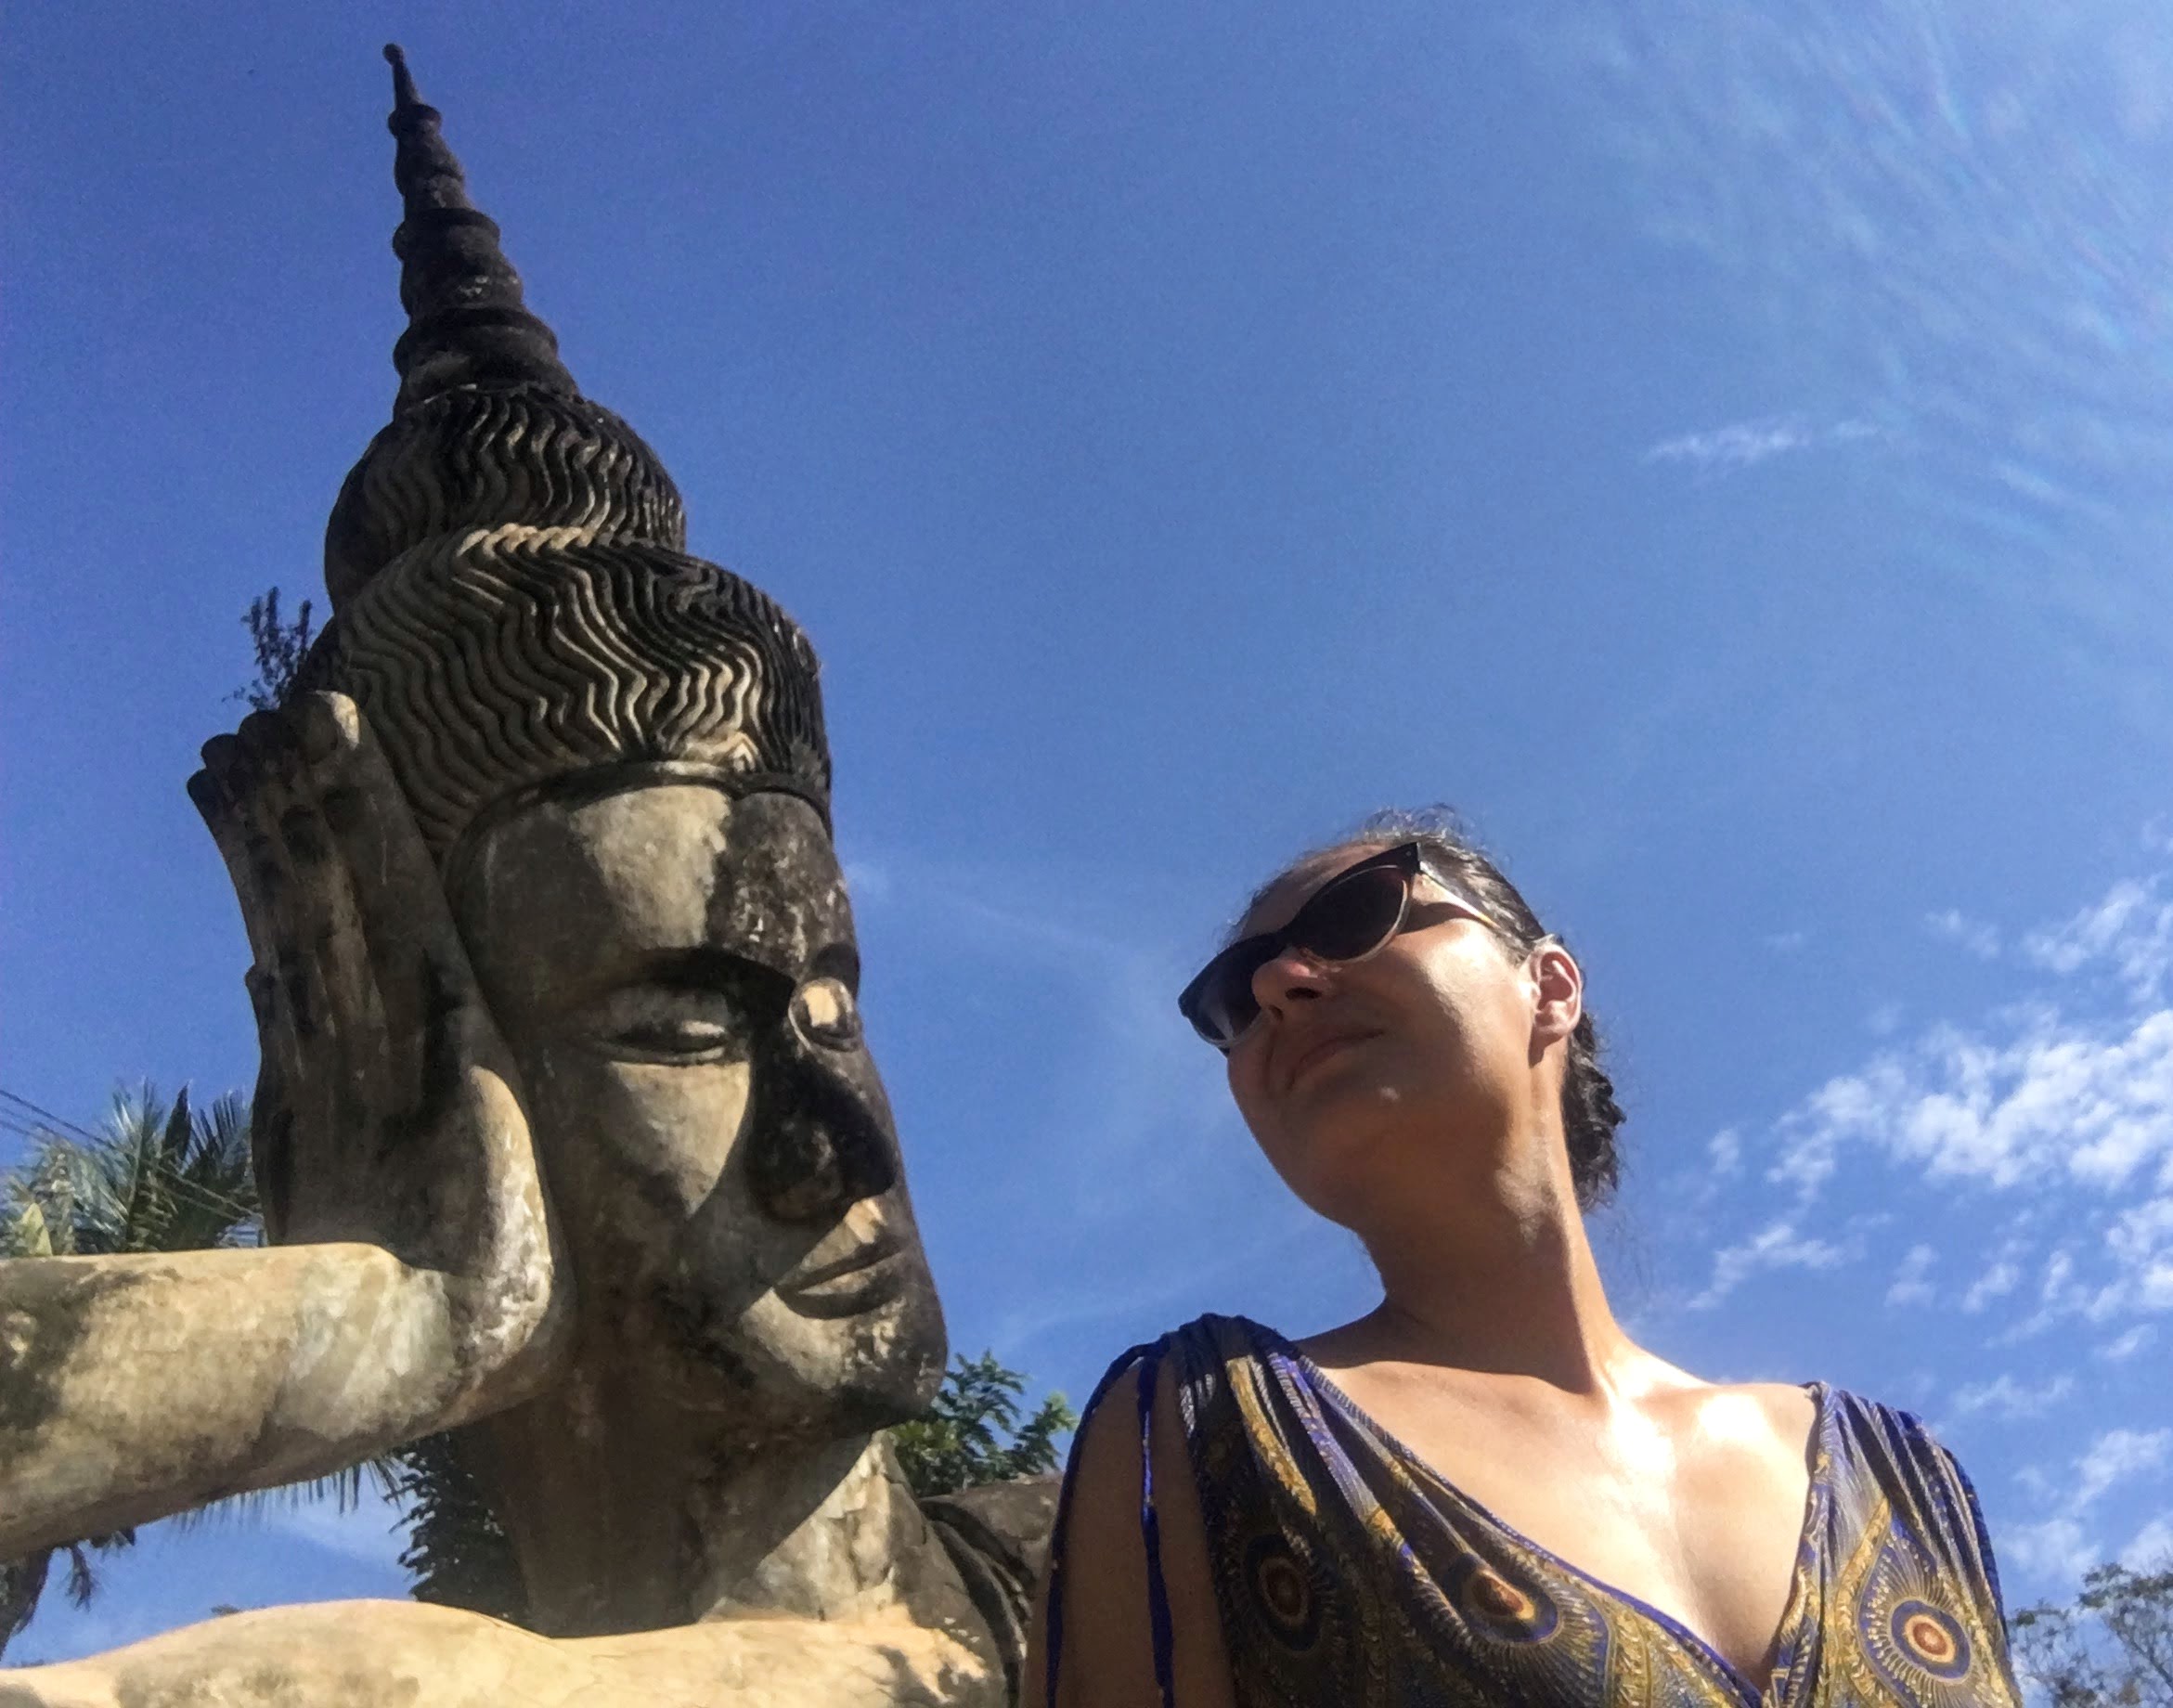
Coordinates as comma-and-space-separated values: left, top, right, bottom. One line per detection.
0, 1084, 258, 1657
5, 1084, 259, 1261
890, 1351, 1078, 1500
0, 1078, 530, 1648
382, 1430, 527, 1627
2012, 1557, 2173, 1706
235, 586, 317, 712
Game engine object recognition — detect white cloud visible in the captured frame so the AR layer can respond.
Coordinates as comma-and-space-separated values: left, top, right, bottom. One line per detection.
1688, 1219, 1848, 1310
1885, 1243, 1937, 1307
1962, 1246, 2025, 1313
1998, 1430, 2173, 1591
1644, 414, 1883, 474
1639, 845, 2173, 1357
2001, 1516, 2099, 1582
2074, 1428, 2171, 1507
1747, 999, 2173, 1329
1951, 1373, 2075, 1420
1762, 1004, 2173, 1237
2021, 876, 2173, 1003
2097, 1324, 2157, 1362
1925, 909, 2000, 960
2121, 1514, 2173, 1569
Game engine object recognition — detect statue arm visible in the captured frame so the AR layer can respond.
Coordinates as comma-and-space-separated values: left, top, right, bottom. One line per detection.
1, 1598, 998, 1707
0, 1224, 555, 1560
0, 692, 571, 1559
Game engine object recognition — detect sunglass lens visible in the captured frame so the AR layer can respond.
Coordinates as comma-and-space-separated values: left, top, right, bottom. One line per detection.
1290, 864, 1408, 961
1185, 940, 1273, 1047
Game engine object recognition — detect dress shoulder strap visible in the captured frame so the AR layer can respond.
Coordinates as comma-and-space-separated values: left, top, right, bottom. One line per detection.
1041, 1334, 1179, 1708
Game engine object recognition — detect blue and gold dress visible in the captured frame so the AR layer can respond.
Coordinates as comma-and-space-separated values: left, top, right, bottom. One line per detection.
1044, 1315, 2020, 1707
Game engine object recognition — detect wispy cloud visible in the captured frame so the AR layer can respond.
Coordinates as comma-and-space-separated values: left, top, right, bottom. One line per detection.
2022, 877, 2173, 1003
2097, 1324, 2157, 1363
1961, 1243, 2026, 1313
1885, 1242, 1937, 1308
2074, 1428, 2171, 1507
1998, 1429, 2170, 1583
1686, 848, 2173, 1534
1925, 909, 2001, 960
1951, 1372, 2075, 1420
1688, 1219, 1849, 1310
1644, 414, 1883, 475
1763, 1000, 2173, 1214
2122, 1514, 2173, 1568
2002, 1516, 2099, 1581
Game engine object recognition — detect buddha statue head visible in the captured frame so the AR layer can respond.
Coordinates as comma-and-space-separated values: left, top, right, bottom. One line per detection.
279, 46, 947, 1447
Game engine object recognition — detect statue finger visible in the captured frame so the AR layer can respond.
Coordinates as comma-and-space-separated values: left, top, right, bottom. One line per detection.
275, 725, 393, 1078
233, 710, 342, 1070
294, 692, 489, 1076
188, 744, 282, 974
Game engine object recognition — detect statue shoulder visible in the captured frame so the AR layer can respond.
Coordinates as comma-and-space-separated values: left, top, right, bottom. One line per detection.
920, 1475, 1062, 1702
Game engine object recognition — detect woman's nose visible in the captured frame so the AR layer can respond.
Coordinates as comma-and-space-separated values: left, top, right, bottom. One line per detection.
1248, 942, 1332, 1024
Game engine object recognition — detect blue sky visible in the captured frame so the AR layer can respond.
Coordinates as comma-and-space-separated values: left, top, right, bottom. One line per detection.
4, 0, 2169, 1664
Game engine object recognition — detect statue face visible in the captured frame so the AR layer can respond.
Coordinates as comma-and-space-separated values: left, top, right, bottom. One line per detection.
454, 780, 946, 1436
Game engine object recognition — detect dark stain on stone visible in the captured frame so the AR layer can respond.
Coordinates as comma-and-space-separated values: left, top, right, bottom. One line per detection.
0, 1264, 157, 1444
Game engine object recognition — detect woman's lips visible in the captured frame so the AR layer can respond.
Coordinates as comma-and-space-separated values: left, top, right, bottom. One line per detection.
1279, 1028, 1378, 1095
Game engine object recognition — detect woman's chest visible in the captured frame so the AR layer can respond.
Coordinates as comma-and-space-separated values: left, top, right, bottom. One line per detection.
1324, 1375, 1817, 1685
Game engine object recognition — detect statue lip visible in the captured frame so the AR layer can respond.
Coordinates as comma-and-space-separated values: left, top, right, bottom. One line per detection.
776, 1229, 904, 1298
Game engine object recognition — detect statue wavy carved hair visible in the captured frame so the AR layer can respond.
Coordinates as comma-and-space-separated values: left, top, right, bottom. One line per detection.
301, 46, 831, 871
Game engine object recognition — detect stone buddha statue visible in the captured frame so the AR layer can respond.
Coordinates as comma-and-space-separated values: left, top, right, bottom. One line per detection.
0, 47, 1052, 1706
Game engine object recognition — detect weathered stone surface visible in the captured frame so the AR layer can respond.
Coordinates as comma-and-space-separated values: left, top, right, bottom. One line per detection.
0, 45, 1047, 1704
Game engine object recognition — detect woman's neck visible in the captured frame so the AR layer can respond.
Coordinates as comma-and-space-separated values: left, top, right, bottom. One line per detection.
1327, 1138, 1635, 1397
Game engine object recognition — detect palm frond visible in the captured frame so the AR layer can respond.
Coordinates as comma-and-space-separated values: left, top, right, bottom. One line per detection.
0, 1550, 53, 1657
169, 1456, 404, 1533
0, 1084, 264, 1644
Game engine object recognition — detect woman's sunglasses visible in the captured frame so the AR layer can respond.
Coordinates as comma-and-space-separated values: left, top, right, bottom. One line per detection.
1178, 843, 1500, 1051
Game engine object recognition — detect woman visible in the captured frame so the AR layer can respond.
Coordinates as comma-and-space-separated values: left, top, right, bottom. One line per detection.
1031, 811, 2017, 1707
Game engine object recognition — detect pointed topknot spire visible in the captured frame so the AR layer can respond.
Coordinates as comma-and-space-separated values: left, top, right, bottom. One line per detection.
381, 43, 577, 410
323, 47, 688, 607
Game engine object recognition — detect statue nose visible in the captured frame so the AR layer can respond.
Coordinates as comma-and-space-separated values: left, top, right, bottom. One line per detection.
745, 1024, 899, 1224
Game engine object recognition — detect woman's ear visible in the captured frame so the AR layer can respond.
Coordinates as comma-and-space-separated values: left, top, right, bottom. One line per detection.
1527, 941, 1584, 1053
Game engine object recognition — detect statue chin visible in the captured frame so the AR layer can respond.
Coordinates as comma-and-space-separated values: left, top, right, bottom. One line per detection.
647, 1242, 951, 1434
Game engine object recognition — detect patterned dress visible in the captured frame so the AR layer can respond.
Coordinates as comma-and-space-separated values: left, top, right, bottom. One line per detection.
1043, 1315, 2020, 1707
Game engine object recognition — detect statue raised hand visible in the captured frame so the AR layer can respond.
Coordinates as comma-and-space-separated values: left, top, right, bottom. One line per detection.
0, 692, 570, 1560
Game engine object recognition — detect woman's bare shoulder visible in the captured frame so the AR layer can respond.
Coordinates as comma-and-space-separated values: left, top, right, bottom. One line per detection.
1029, 1354, 1236, 1708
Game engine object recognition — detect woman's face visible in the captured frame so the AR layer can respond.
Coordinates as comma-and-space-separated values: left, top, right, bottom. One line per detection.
1222, 842, 1582, 1232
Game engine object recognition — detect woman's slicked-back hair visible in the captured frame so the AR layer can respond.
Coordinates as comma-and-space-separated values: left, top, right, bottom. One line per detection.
1242, 807, 1625, 1210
